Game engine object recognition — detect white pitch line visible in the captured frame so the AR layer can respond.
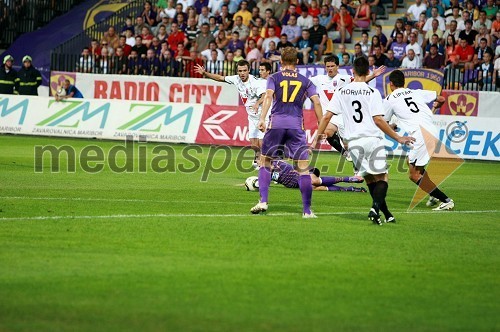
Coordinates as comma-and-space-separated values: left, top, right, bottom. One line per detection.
0, 210, 498, 221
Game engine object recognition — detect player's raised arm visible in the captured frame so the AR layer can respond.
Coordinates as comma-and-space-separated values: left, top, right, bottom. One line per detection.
373, 115, 415, 145
194, 64, 226, 82
365, 65, 387, 83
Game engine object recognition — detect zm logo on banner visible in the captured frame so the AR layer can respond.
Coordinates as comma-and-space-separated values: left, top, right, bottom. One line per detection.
38, 100, 110, 128
439, 91, 479, 116
118, 104, 194, 133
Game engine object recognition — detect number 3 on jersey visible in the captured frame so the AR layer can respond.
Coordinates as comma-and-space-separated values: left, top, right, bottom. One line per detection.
280, 80, 302, 102
352, 100, 363, 123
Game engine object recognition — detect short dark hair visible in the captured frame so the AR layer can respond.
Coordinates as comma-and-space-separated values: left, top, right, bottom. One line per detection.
259, 62, 272, 72
389, 69, 405, 88
353, 56, 369, 76
237, 59, 250, 69
324, 54, 339, 65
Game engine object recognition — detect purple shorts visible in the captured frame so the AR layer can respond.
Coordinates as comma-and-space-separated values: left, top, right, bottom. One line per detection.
261, 128, 309, 160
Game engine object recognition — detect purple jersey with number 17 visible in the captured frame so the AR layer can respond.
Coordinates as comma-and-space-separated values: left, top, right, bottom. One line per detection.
266, 69, 318, 130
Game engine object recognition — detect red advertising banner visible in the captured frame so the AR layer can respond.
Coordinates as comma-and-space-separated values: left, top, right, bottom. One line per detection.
439, 90, 479, 116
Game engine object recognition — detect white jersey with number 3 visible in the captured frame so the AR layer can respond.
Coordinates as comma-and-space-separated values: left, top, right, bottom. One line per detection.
383, 88, 437, 136
329, 82, 385, 142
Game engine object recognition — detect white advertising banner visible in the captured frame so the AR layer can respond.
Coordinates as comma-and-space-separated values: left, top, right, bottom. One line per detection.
0, 95, 204, 143
50, 72, 240, 106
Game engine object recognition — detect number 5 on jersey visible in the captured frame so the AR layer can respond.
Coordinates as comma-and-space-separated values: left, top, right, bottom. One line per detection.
280, 80, 303, 102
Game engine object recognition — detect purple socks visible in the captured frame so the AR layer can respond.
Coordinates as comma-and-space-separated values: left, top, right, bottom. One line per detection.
298, 174, 312, 214
258, 166, 271, 203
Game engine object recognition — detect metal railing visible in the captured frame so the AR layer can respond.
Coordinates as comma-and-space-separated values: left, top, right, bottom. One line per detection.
443, 67, 498, 92
51, 54, 281, 78
0, 0, 84, 48
51, 1, 144, 55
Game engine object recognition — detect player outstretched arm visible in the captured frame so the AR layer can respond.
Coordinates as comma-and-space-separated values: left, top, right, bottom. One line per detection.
373, 115, 415, 145
311, 95, 323, 123
258, 89, 274, 132
194, 64, 226, 82
313, 111, 333, 149
366, 65, 387, 83
431, 95, 446, 113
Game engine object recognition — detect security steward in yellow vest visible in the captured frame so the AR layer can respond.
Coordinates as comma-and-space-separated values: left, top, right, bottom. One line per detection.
0, 55, 17, 94
16, 55, 42, 95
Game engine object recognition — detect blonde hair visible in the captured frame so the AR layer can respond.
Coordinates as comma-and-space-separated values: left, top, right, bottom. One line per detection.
281, 47, 298, 65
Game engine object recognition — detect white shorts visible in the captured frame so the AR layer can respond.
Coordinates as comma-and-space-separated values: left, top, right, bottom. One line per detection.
248, 116, 264, 139
348, 136, 387, 177
408, 128, 437, 167
329, 114, 345, 139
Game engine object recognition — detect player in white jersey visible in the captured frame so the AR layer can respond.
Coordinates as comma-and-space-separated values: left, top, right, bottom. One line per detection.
314, 57, 415, 225
195, 60, 266, 165
309, 54, 386, 154
384, 70, 454, 211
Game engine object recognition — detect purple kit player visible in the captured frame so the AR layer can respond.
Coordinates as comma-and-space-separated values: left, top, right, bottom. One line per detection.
250, 47, 323, 218
271, 160, 366, 192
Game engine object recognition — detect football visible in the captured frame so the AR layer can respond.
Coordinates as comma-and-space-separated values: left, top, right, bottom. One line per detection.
245, 176, 259, 191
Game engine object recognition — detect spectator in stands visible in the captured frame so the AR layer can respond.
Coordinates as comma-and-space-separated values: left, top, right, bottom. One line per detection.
445, 35, 459, 65
247, 26, 264, 50
282, 3, 300, 25
114, 47, 128, 74
128, 50, 142, 75
423, 19, 444, 48
124, 29, 136, 47
234, 1, 253, 26
222, 51, 236, 75
464, 1, 479, 21
218, 4, 233, 30
233, 48, 245, 62
458, 19, 478, 45
132, 36, 149, 58
425, 34, 446, 55
150, 37, 163, 56
491, 11, 500, 43
282, 15, 302, 45
158, 0, 176, 19
407, 0, 427, 23
76, 48, 94, 73
168, 23, 188, 53
274, 0, 289, 22
232, 15, 250, 41
424, 9, 446, 35
298, 5, 314, 29
373, 24, 388, 48
117, 36, 131, 58
141, 27, 155, 48
156, 24, 168, 43
341, 0, 356, 16
185, 18, 200, 46
308, 0, 321, 17
474, 10, 492, 32
159, 46, 174, 75
474, 24, 492, 47
340, 53, 352, 66
387, 19, 404, 46
360, 31, 371, 56
135, 16, 150, 36
446, 6, 463, 29
277, 34, 294, 52
473, 37, 494, 66
209, 16, 219, 34
457, 10, 471, 30
261, 27, 280, 53
193, 23, 215, 53
227, 31, 246, 55
90, 39, 101, 57
353, 0, 371, 29
368, 55, 376, 69
103, 26, 119, 51
385, 49, 401, 67
262, 16, 282, 38
309, 16, 328, 62
426, 0, 445, 17
372, 45, 388, 67
100, 41, 114, 57
406, 32, 423, 60
177, 0, 194, 14
477, 51, 494, 90
353, 43, 367, 60
246, 39, 263, 70
483, 0, 497, 19
336, 43, 351, 62
370, 35, 385, 55
423, 44, 446, 68
319, 5, 333, 27
330, 5, 353, 44
142, 49, 160, 75
454, 38, 475, 69
16, 56, 41, 96
201, 41, 225, 60
194, 0, 209, 15
443, 20, 461, 43
494, 54, 500, 90
121, 17, 135, 34
261, 41, 281, 63
390, 32, 406, 60
198, 6, 211, 26
142, 1, 157, 26
401, 49, 421, 68
216, 30, 230, 50
184, 48, 204, 77
296, 29, 313, 64
176, 12, 187, 31
97, 47, 112, 74
173, 3, 188, 24
257, 0, 275, 17
369, 0, 385, 25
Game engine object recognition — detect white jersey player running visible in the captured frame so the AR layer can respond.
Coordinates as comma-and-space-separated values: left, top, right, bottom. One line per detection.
195, 60, 266, 165
314, 57, 415, 225
310, 54, 386, 154
383, 70, 454, 211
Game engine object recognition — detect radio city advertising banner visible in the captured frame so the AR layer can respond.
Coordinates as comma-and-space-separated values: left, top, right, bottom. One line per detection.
50, 72, 240, 106
0, 95, 204, 144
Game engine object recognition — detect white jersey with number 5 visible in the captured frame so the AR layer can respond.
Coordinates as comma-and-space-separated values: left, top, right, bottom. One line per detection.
383, 88, 437, 136
330, 82, 385, 142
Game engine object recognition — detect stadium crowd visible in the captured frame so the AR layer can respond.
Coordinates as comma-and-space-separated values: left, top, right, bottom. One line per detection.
1, 0, 500, 93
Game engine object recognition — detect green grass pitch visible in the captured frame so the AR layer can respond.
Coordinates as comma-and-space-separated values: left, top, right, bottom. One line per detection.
0, 135, 498, 332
